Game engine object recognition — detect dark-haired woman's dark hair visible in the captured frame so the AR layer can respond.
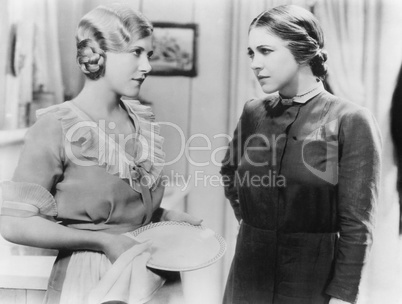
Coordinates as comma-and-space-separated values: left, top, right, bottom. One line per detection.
250, 5, 327, 80
76, 4, 153, 80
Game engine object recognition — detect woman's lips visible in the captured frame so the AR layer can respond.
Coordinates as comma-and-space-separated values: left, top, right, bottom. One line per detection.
132, 78, 145, 83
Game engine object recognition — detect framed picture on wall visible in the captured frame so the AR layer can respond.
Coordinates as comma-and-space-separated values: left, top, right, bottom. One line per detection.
150, 22, 198, 77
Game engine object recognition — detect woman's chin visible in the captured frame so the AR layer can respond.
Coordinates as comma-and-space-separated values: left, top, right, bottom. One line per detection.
123, 92, 140, 99
260, 85, 277, 94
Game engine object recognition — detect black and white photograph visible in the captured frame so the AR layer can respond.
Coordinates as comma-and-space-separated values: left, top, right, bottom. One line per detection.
0, 0, 402, 303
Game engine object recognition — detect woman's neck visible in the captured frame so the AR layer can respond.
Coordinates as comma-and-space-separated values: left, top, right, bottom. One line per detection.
279, 66, 319, 98
72, 79, 121, 118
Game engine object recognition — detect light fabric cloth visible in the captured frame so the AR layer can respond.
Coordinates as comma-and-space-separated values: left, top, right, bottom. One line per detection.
58, 241, 164, 304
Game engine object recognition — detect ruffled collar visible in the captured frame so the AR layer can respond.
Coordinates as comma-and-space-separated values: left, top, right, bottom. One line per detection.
36, 99, 165, 192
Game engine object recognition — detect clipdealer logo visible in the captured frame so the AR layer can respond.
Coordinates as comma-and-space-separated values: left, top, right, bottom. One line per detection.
61, 118, 340, 190
302, 119, 339, 185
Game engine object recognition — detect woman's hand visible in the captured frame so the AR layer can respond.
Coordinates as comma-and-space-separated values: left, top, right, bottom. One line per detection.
162, 209, 203, 226
329, 298, 352, 304
101, 234, 141, 263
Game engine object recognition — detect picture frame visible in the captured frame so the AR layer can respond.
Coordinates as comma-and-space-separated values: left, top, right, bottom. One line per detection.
150, 22, 198, 77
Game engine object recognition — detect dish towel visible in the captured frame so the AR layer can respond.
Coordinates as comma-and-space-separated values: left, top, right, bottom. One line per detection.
59, 241, 165, 304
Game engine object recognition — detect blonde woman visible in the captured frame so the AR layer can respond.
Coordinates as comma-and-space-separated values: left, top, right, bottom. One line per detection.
0, 4, 200, 303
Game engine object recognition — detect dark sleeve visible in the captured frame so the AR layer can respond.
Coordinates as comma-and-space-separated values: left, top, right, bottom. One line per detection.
220, 100, 254, 222
151, 207, 165, 222
326, 108, 382, 303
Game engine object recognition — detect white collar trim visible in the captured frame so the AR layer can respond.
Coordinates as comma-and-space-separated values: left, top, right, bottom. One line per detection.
280, 81, 325, 105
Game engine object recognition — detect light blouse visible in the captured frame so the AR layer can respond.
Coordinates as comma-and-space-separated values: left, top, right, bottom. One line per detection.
2, 99, 165, 233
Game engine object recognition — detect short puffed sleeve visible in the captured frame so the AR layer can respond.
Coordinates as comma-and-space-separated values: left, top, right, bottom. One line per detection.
1, 113, 64, 217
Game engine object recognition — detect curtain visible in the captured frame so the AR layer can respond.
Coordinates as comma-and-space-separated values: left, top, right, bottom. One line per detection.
314, 0, 402, 303
315, 0, 369, 105
32, 0, 64, 105
3, 0, 31, 129
2, 0, 64, 130
0, 0, 8, 129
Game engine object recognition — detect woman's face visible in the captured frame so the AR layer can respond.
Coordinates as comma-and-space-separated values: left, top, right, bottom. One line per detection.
248, 27, 300, 96
104, 35, 153, 98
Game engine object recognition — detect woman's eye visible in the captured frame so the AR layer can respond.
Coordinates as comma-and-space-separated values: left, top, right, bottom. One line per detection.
247, 51, 254, 58
261, 48, 272, 54
147, 52, 153, 59
133, 49, 142, 57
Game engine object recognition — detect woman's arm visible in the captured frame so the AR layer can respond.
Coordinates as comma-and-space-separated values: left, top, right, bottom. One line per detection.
0, 215, 138, 263
220, 100, 254, 223
325, 108, 382, 303
0, 114, 139, 263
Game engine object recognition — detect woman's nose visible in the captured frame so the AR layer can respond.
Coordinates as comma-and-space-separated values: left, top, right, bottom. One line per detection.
139, 56, 152, 74
250, 55, 263, 71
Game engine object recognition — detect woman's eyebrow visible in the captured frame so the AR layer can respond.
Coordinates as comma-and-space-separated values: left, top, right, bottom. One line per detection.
129, 46, 145, 52
256, 45, 274, 49
248, 45, 274, 51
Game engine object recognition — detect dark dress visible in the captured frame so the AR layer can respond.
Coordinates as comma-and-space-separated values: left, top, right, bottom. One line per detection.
221, 90, 381, 304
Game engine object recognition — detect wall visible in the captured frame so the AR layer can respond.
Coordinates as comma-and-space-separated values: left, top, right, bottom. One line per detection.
140, 1, 233, 302
56, 0, 88, 100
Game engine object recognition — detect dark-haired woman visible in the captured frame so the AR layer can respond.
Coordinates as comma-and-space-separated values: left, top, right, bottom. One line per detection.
0, 4, 200, 303
221, 5, 381, 304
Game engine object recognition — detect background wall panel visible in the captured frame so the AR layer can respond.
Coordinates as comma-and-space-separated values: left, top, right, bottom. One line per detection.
141, 0, 194, 179
184, 0, 233, 302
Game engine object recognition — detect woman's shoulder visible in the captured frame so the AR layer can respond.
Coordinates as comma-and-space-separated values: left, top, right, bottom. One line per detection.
319, 91, 372, 117
27, 101, 88, 147
318, 91, 379, 134
243, 95, 273, 116
34, 101, 90, 136
28, 104, 67, 139
36, 101, 75, 121
23, 106, 65, 152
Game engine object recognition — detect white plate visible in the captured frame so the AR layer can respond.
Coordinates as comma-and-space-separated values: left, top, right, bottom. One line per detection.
126, 221, 226, 271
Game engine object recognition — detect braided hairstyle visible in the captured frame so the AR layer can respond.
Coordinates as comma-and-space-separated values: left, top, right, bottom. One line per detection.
250, 5, 327, 80
76, 4, 153, 80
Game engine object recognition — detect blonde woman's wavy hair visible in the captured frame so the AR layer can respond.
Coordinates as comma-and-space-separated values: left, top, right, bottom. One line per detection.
76, 4, 153, 80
